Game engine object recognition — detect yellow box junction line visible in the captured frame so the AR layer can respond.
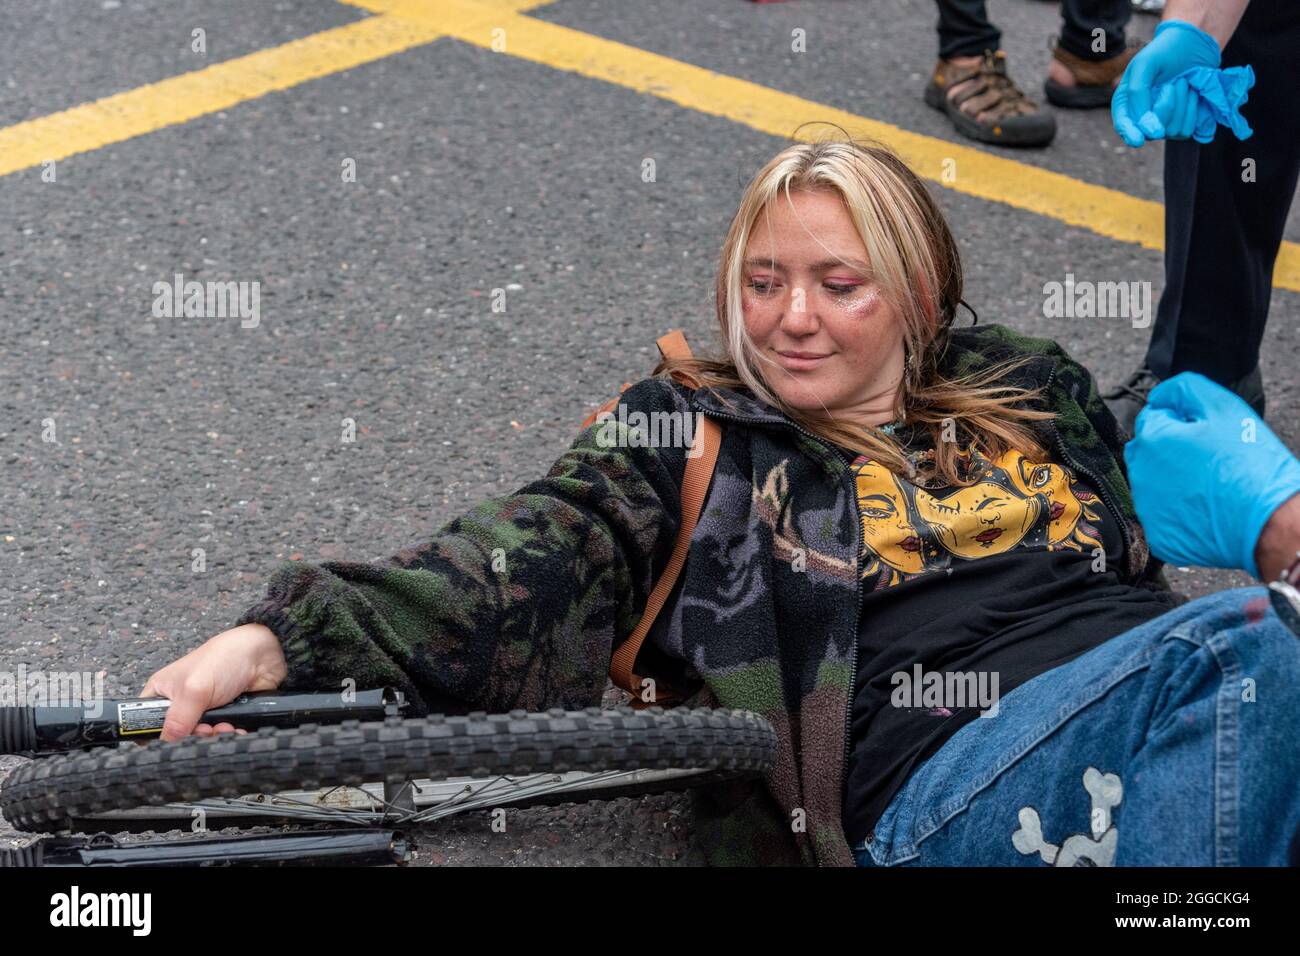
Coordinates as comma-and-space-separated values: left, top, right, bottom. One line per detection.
1, 0, 1294, 291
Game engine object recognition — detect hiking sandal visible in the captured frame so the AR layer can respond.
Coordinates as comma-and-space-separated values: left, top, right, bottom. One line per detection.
924, 49, 1056, 148
1044, 43, 1137, 109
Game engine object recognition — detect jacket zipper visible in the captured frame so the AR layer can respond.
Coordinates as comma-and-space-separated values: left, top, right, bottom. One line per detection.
842, 467, 863, 865
690, 397, 862, 867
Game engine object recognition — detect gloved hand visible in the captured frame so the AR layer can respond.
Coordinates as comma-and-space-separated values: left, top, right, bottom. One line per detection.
1125, 372, 1300, 579
1149, 65, 1255, 143
1148, 76, 1199, 141
1112, 19, 1221, 147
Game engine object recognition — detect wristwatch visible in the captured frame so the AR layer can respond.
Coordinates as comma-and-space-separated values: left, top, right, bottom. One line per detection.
1267, 551, 1300, 637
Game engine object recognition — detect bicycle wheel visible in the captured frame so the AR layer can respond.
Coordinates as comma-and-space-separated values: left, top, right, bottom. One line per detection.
0, 706, 776, 834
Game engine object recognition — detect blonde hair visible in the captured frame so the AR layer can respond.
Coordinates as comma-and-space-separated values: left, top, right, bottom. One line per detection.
656, 134, 1052, 486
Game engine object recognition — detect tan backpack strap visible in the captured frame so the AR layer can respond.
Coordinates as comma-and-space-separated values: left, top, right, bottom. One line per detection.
656, 328, 691, 361
611, 416, 720, 704
582, 329, 700, 429
610, 329, 719, 705
656, 329, 706, 389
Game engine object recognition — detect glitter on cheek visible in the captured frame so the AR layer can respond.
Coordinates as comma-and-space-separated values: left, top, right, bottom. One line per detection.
843, 285, 883, 317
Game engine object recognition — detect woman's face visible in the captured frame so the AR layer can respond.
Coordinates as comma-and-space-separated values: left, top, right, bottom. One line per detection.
741, 189, 907, 426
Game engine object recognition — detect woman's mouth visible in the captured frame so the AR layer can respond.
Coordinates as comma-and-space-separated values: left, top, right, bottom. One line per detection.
775, 350, 831, 372
975, 528, 1003, 544
900, 535, 921, 553
1049, 501, 1065, 520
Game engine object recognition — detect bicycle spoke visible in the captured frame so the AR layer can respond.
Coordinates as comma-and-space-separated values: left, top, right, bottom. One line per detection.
74, 767, 713, 829
395, 769, 675, 825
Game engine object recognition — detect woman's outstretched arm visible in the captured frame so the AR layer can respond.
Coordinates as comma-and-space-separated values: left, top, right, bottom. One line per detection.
143, 377, 694, 738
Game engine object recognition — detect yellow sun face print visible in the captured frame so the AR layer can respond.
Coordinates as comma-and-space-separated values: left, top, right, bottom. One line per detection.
1005, 457, 1081, 544
848, 444, 1106, 586
854, 460, 926, 574
914, 479, 1044, 558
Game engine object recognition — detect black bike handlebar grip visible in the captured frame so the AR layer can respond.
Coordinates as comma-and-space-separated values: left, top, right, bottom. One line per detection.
0, 688, 407, 755
0, 707, 38, 757
196, 688, 398, 728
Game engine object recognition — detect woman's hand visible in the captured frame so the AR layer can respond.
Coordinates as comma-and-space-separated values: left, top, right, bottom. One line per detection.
139, 623, 289, 741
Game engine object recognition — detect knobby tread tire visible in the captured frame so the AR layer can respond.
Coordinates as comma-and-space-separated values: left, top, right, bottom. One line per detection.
0, 706, 776, 833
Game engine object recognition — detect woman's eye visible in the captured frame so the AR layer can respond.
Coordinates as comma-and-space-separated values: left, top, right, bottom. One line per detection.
862, 507, 891, 519
747, 279, 776, 294
825, 283, 858, 295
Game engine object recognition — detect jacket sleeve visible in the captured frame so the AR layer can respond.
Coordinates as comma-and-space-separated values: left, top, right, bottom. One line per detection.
234, 377, 693, 716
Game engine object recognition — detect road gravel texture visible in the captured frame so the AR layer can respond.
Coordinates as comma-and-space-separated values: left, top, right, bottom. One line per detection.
2, 0, 1296, 864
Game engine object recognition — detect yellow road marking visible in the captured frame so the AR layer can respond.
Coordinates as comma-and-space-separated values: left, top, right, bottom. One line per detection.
371, 0, 1300, 292
0, 1, 549, 179
2, 0, 1296, 291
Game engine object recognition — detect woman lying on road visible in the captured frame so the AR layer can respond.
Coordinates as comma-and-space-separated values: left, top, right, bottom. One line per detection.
142, 138, 1300, 867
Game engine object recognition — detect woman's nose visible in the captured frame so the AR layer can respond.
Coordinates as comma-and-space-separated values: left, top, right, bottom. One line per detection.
778, 285, 821, 333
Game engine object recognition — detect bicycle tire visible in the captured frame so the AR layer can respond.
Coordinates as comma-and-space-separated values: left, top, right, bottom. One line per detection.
0, 706, 776, 834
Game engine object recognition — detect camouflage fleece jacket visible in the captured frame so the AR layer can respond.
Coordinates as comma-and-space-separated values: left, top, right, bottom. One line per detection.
235, 324, 1167, 867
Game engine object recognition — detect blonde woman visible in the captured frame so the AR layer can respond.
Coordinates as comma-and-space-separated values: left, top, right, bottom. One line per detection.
142, 139, 1300, 867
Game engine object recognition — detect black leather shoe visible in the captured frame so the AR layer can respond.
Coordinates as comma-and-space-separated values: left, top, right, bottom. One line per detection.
1103, 365, 1266, 440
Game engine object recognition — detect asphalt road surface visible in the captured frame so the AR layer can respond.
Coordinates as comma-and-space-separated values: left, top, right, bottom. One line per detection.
2, 0, 1297, 864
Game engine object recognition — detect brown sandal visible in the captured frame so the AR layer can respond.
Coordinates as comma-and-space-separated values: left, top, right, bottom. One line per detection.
1044, 43, 1137, 109
924, 50, 1056, 147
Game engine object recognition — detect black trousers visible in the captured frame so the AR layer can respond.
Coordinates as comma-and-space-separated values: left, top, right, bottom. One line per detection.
936, 0, 1131, 61
1145, 0, 1300, 385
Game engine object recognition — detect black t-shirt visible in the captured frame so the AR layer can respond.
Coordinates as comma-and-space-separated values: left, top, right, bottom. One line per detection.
828, 426, 1176, 848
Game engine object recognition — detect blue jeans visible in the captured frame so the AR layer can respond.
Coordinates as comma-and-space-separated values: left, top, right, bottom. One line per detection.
852, 588, 1300, 866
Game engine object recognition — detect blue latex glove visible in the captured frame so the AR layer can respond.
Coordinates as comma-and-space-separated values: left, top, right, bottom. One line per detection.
1113, 19, 1220, 147
1125, 372, 1300, 579
1144, 65, 1255, 143
1168, 65, 1254, 142
1148, 76, 1200, 140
